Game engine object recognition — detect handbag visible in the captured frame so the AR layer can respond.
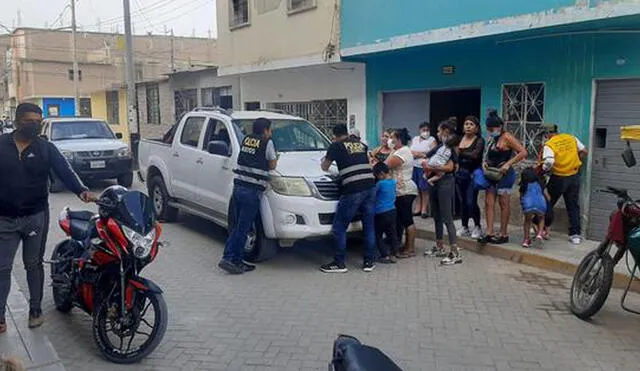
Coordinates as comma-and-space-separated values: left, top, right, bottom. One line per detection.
484, 166, 504, 182
472, 168, 491, 190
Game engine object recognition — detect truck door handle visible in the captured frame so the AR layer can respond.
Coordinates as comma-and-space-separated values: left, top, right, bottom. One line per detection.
172, 152, 179, 158
196, 158, 203, 164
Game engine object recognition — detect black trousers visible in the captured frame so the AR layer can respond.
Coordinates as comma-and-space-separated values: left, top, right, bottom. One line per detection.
544, 173, 581, 236
375, 209, 398, 257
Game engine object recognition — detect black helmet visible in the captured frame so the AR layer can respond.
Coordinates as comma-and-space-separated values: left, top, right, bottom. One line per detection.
98, 185, 128, 217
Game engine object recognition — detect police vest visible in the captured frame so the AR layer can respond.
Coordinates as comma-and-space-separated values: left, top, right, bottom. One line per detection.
336, 139, 375, 194
546, 134, 582, 177
233, 134, 270, 190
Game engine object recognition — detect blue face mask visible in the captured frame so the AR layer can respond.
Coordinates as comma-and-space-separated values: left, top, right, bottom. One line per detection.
489, 131, 501, 139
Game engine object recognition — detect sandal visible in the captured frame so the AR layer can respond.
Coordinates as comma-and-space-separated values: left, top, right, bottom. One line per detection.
397, 251, 416, 259
378, 256, 397, 264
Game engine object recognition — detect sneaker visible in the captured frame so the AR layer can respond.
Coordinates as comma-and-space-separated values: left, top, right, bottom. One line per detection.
521, 238, 531, 248
363, 261, 376, 272
569, 235, 583, 245
218, 259, 244, 275
471, 226, 482, 239
320, 261, 348, 273
0, 318, 6, 334
532, 235, 544, 249
441, 251, 462, 266
424, 246, 447, 257
457, 227, 470, 237
28, 310, 44, 329
241, 262, 256, 272
494, 236, 509, 244
541, 228, 550, 240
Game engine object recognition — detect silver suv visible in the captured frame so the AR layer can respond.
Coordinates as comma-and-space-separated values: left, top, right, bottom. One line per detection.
40, 117, 133, 192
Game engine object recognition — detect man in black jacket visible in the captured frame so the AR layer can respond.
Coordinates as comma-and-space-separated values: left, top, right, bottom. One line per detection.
0, 103, 96, 334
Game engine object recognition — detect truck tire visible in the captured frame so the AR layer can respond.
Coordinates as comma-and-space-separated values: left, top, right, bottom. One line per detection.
148, 176, 178, 222
49, 173, 65, 193
117, 172, 134, 188
227, 201, 279, 262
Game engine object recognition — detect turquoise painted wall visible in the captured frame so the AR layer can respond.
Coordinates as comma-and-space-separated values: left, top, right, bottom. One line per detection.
363, 33, 640, 146
341, 0, 592, 48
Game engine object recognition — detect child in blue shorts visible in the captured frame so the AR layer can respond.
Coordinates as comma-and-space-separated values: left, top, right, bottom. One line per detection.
519, 167, 549, 249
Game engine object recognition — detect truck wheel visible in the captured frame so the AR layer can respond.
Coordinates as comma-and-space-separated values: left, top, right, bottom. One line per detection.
117, 172, 134, 188
49, 173, 65, 193
227, 201, 279, 262
149, 176, 178, 222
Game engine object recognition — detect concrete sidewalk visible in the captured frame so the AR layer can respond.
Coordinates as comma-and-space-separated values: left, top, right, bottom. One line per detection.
415, 218, 640, 292
0, 276, 65, 371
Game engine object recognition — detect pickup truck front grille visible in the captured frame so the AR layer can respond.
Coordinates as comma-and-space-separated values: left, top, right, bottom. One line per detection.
77, 150, 115, 158
313, 180, 339, 200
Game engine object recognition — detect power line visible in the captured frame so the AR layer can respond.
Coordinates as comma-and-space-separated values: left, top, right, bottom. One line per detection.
133, 0, 155, 33
50, 4, 71, 28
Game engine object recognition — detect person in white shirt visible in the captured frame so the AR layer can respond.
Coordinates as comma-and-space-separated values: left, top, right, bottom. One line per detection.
410, 122, 437, 217
537, 124, 588, 245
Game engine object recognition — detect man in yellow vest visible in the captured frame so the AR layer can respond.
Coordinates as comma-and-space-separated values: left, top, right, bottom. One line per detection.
539, 124, 588, 244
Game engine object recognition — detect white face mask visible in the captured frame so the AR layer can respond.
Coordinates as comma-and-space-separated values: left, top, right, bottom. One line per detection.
420, 132, 429, 139
387, 138, 396, 148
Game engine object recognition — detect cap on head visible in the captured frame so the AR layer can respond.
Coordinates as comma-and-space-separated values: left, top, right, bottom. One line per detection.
541, 123, 558, 134
349, 128, 361, 138
333, 124, 348, 137
252, 117, 272, 136
15, 103, 43, 122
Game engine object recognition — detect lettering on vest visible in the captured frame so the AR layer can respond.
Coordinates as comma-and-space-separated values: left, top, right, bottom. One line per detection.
547, 134, 582, 176
234, 134, 270, 190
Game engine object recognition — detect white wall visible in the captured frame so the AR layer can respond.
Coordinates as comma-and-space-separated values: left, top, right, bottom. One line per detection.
238, 62, 367, 137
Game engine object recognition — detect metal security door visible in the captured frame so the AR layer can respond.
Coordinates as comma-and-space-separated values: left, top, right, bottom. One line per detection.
588, 79, 640, 241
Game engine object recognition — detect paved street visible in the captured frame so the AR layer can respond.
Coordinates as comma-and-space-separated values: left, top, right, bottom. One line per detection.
9, 181, 640, 371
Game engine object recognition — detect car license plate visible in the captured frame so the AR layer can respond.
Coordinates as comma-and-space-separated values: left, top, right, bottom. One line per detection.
90, 160, 106, 169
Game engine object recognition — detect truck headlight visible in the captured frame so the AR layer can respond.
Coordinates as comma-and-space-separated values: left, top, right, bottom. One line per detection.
116, 147, 131, 158
270, 176, 312, 197
61, 150, 74, 161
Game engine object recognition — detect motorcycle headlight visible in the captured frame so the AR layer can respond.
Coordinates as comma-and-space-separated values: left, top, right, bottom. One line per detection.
121, 225, 156, 259
116, 147, 131, 158
270, 176, 312, 197
61, 150, 74, 161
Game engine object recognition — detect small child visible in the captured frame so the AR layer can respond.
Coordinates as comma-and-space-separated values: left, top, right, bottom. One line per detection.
423, 134, 460, 185
373, 162, 398, 263
519, 167, 549, 248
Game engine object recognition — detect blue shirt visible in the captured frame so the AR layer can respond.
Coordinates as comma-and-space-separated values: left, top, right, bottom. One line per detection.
375, 179, 396, 214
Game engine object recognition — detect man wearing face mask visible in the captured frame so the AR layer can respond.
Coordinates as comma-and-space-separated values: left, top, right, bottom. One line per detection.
0, 103, 97, 335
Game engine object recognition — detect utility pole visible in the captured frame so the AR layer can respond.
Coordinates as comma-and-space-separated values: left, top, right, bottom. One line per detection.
170, 29, 174, 72
123, 0, 140, 163
71, 0, 80, 115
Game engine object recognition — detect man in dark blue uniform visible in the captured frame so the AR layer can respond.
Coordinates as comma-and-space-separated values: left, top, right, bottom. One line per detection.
218, 118, 278, 275
0, 103, 96, 334
321, 124, 376, 273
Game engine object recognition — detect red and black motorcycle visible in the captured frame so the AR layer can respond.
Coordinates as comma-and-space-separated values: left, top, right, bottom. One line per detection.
48, 185, 167, 363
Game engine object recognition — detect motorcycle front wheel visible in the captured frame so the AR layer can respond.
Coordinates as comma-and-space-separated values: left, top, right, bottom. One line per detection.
570, 246, 615, 320
92, 290, 168, 364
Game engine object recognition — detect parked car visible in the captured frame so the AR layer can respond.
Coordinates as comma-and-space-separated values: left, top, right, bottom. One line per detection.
138, 108, 359, 262
40, 117, 134, 192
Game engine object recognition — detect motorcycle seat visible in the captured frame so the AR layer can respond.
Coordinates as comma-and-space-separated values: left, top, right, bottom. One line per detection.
68, 211, 98, 240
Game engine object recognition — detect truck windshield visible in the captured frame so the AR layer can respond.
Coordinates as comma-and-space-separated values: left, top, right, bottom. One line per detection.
51, 121, 115, 141
232, 119, 330, 152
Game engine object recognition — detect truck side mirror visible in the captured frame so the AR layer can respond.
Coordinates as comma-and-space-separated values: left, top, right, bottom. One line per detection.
115, 133, 123, 139
208, 141, 231, 157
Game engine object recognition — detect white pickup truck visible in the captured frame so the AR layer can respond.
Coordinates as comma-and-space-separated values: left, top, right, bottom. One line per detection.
138, 108, 361, 261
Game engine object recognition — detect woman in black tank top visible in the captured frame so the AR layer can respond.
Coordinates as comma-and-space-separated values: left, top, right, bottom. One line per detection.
480, 110, 527, 245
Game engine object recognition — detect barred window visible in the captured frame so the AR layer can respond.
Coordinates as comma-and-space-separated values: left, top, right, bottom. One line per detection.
502, 83, 545, 161
267, 99, 347, 138
288, 0, 316, 12
230, 0, 249, 29
201, 86, 233, 109
106, 91, 119, 125
146, 84, 160, 124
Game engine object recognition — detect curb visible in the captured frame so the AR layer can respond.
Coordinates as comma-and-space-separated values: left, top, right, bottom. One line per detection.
416, 228, 640, 293
1, 275, 66, 371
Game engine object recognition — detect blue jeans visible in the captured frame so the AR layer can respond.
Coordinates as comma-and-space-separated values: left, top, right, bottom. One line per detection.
332, 188, 376, 264
456, 169, 481, 228
223, 185, 262, 264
